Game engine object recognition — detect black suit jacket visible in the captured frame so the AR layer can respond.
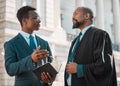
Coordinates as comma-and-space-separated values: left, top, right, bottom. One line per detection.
64, 27, 117, 86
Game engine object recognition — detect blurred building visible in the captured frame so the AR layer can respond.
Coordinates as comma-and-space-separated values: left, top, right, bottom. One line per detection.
0, 0, 120, 86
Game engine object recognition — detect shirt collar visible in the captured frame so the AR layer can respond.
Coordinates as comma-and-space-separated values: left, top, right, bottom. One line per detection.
80, 24, 93, 35
20, 31, 36, 39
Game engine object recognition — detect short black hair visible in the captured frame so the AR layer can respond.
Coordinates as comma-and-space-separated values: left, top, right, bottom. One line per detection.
17, 6, 36, 25
76, 7, 94, 22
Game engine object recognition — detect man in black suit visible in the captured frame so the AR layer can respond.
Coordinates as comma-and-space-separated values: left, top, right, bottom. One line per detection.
4, 6, 53, 86
64, 7, 117, 86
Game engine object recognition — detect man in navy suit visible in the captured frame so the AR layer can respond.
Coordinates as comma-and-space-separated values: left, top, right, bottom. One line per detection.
4, 6, 53, 86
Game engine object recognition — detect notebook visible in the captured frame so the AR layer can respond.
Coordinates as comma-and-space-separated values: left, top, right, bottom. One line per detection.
33, 62, 62, 81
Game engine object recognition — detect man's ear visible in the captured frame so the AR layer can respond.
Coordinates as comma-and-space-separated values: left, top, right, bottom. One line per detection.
22, 18, 27, 25
85, 13, 90, 20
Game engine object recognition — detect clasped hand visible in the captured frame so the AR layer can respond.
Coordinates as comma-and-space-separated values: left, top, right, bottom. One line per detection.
31, 46, 49, 62
66, 62, 77, 74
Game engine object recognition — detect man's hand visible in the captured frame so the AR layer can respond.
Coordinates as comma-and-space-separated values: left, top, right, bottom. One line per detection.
41, 72, 52, 83
31, 46, 49, 62
66, 62, 77, 74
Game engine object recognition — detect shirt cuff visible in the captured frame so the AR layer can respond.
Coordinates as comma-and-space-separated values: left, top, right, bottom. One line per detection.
77, 64, 84, 78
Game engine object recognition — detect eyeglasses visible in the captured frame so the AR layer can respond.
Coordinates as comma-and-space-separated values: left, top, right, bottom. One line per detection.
32, 16, 41, 22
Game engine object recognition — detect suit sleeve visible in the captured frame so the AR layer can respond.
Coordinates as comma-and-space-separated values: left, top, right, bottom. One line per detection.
77, 64, 84, 78
83, 31, 117, 86
4, 41, 34, 76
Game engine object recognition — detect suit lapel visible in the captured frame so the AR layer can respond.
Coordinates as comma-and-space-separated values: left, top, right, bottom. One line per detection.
35, 35, 40, 47
35, 35, 48, 64
16, 33, 33, 54
68, 38, 77, 57
70, 27, 91, 56
35, 35, 44, 49
76, 27, 92, 50
35, 35, 45, 64
73, 27, 93, 63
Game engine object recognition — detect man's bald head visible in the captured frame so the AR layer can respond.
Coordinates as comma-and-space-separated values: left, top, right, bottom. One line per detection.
74, 7, 94, 22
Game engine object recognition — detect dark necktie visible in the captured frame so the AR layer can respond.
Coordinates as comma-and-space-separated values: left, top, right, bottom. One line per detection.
66, 32, 82, 81
68, 32, 82, 62
29, 35, 36, 51
29, 35, 43, 67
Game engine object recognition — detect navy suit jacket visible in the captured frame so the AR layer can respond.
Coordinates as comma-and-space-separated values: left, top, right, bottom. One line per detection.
4, 33, 53, 86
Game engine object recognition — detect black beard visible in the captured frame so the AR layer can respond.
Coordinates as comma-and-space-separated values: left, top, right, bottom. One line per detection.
72, 21, 84, 29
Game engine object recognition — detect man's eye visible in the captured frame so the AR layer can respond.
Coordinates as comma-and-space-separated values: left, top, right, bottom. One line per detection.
33, 17, 37, 19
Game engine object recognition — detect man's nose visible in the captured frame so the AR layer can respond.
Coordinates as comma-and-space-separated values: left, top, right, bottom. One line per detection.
35, 18, 41, 23
37, 19, 41, 23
